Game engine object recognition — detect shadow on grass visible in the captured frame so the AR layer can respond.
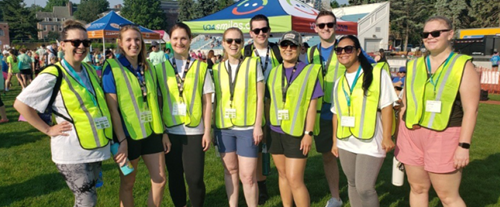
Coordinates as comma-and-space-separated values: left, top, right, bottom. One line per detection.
0, 127, 47, 149
0, 172, 66, 206
461, 153, 500, 206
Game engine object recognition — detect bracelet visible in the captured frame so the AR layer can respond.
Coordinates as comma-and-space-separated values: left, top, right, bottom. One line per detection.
119, 138, 127, 143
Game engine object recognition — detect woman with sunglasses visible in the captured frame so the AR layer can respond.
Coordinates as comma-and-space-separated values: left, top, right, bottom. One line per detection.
211, 27, 264, 207
154, 23, 213, 207
395, 16, 479, 207
14, 20, 112, 206
102, 24, 168, 207
330, 35, 397, 207
267, 31, 322, 207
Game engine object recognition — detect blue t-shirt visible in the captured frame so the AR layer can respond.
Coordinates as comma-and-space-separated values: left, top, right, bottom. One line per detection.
392, 76, 406, 88
491, 55, 500, 66
102, 55, 143, 137
305, 42, 376, 120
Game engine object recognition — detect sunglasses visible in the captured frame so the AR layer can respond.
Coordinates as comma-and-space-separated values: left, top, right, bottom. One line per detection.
316, 22, 336, 29
225, 38, 242, 45
334, 45, 355, 55
421, 29, 451, 38
63, 39, 91, 47
280, 41, 298, 50
251, 27, 270, 34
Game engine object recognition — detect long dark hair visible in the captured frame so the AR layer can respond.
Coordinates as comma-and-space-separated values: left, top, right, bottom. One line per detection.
338, 35, 373, 96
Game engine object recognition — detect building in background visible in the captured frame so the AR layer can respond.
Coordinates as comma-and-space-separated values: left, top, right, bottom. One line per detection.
161, 0, 179, 31
333, 2, 390, 52
0, 22, 10, 48
36, 2, 75, 40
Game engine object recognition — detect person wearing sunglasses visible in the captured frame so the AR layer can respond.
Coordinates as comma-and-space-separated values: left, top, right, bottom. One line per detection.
395, 16, 479, 207
330, 35, 397, 207
14, 20, 113, 207
211, 27, 264, 207
242, 14, 284, 204
267, 31, 323, 207
305, 10, 345, 207
102, 24, 169, 207
154, 22, 213, 207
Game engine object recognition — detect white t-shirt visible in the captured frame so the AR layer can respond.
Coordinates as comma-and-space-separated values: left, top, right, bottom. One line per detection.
167, 58, 215, 135
224, 60, 264, 130
16, 67, 111, 164
331, 69, 398, 158
255, 48, 273, 78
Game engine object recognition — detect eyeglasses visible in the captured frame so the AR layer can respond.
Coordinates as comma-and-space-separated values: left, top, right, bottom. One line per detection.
421, 29, 451, 38
334, 45, 355, 55
316, 22, 336, 29
63, 39, 91, 47
225, 38, 242, 45
280, 41, 298, 50
251, 27, 269, 34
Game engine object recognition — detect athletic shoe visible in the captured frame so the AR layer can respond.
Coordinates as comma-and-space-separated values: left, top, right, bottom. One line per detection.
258, 180, 269, 205
325, 197, 343, 207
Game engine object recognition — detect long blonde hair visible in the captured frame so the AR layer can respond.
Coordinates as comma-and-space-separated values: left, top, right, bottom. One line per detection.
118, 25, 149, 71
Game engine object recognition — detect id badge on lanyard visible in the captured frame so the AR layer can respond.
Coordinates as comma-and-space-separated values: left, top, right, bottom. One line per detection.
94, 117, 111, 130
173, 102, 187, 116
225, 108, 237, 119
140, 111, 153, 123
425, 100, 442, 113
278, 109, 289, 121
340, 116, 355, 127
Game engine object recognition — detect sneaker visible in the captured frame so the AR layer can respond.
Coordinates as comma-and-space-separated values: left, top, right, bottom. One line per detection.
325, 197, 343, 207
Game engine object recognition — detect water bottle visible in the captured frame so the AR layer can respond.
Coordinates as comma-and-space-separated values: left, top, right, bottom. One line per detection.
262, 143, 270, 176
392, 156, 405, 186
110, 142, 134, 176
96, 171, 103, 188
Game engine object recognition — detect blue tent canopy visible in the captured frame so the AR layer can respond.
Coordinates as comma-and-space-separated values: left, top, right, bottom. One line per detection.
86, 11, 160, 39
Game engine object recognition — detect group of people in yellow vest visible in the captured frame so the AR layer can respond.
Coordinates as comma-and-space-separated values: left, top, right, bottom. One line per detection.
13, 11, 479, 207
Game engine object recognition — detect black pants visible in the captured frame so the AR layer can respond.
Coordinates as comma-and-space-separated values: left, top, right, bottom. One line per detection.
165, 134, 206, 207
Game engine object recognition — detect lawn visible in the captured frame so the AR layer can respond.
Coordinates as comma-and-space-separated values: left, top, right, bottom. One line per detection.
1, 79, 500, 207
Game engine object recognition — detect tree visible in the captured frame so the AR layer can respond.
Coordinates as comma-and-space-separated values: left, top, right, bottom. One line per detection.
434, 0, 474, 30
44, 0, 69, 12
1, 0, 40, 41
331, 0, 340, 8
390, 0, 434, 51
178, 0, 195, 21
121, 0, 168, 30
470, 0, 500, 28
217, 0, 234, 12
74, 0, 109, 23
47, 31, 60, 40
191, 0, 217, 19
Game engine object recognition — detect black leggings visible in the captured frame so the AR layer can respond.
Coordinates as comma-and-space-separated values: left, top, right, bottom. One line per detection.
0, 95, 3, 107
165, 134, 206, 207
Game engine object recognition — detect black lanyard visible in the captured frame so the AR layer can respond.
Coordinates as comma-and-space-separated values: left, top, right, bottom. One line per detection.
226, 60, 243, 105
132, 65, 148, 106
317, 44, 335, 76
172, 57, 191, 98
281, 63, 297, 104
254, 46, 270, 73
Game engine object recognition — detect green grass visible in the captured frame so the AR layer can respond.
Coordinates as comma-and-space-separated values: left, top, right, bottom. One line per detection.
1, 78, 500, 207
488, 94, 500, 102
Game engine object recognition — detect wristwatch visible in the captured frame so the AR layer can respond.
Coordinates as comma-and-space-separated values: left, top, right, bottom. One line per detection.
304, 131, 313, 136
458, 142, 470, 149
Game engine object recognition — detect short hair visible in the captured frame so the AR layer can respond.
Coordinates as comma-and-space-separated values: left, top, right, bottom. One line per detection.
250, 14, 269, 30
425, 16, 453, 30
315, 10, 337, 23
61, 20, 86, 41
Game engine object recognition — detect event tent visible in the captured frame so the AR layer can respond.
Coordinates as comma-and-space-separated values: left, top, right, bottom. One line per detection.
184, 0, 357, 35
86, 11, 160, 40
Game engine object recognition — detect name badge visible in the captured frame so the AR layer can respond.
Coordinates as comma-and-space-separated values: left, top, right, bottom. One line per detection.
341, 116, 355, 127
94, 117, 110, 130
225, 108, 237, 119
140, 111, 153, 123
173, 103, 187, 116
278, 109, 289, 121
425, 100, 442, 113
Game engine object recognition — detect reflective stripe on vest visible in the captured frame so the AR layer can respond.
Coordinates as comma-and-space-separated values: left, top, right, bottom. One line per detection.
213, 57, 258, 128
41, 62, 111, 149
107, 59, 163, 139
268, 64, 321, 136
307, 45, 346, 104
334, 63, 384, 139
405, 54, 470, 131
155, 59, 205, 127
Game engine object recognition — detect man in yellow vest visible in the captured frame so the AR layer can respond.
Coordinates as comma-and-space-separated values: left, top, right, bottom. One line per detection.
243, 14, 283, 205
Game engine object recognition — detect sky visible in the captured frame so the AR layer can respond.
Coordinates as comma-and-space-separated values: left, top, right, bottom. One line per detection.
24, 0, 348, 8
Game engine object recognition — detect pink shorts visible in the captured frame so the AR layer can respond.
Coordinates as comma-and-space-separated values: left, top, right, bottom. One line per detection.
395, 121, 461, 173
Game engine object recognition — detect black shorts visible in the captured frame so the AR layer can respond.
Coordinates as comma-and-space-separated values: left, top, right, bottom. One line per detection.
314, 119, 334, 153
20, 69, 32, 75
115, 133, 163, 161
269, 130, 307, 158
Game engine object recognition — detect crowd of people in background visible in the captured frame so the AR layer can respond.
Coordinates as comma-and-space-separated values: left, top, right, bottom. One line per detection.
0, 10, 486, 207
